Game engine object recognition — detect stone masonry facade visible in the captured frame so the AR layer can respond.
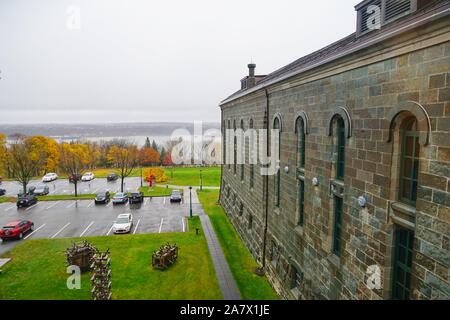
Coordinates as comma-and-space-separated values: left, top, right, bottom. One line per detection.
220, 2, 450, 300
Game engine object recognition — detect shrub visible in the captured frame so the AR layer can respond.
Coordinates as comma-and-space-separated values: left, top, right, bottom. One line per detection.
143, 167, 167, 183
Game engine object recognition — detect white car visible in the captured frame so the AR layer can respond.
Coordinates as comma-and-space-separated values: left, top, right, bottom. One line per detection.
81, 172, 95, 181
112, 213, 133, 234
42, 173, 58, 182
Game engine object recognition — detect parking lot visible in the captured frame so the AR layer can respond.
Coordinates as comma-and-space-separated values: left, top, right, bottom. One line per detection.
0, 195, 201, 255
0, 176, 145, 197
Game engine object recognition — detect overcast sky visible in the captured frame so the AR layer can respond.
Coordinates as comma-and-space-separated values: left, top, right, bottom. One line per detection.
0, 0, 357, 124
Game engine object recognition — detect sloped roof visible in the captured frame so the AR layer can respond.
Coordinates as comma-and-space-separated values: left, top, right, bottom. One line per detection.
220, 0, 450, 105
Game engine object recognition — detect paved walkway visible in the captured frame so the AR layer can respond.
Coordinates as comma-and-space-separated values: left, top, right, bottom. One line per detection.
160, 184, 241, 300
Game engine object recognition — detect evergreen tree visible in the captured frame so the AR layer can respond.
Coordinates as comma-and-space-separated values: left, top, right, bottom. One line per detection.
151, 140, 158, 151
145, 137, 151, 148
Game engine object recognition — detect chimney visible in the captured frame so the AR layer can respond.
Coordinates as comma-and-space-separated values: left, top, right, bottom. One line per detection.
247, 63, 257, 88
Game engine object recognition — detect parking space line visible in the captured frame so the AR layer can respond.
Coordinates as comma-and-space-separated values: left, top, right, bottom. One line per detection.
182, 217, 185, 232
158, 218, 164, 233
51, 222, 71, 239
106, 201, 112, 208
66, 201, 77, 209
133, 219, 141, 234
87, 201, 95, 208
5, 205, 16, 212
163, 197, 166, 204
24, 224, 46, 240
106, 224, 114, 236
144, 198, 149, 205
25, 203, 39, 211
80, 221, 94, 237
45, 201, 60, 210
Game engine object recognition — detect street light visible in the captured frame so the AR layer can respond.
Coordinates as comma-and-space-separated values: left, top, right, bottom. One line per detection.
199, 169, 203, 191
189, 186, 193, 218
140, 167, 143, 188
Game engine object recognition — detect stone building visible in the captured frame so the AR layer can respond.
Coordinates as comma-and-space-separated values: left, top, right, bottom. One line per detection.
219, 0, 450, 300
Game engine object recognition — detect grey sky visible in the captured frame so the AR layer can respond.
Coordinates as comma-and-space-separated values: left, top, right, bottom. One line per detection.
0, 0, 357, 124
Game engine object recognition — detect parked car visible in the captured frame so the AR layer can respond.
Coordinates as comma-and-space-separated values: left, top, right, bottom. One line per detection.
112, 192, 129, 205
42, 172, 58, 182
69, 174, 82, 183
16, 194, 38, 208
112, 213, 133, 234
107, 173, 119, 182
33, 184, 50, 196
170, 190, 182, 203
0, 220, 34, 241
129, 191, 144, 204
0, 188, 6, 196
95, 191, 111, 205
81, 172, 95, 181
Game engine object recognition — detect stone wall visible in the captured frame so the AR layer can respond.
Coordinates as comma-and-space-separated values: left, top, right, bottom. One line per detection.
220, 40, 450, 300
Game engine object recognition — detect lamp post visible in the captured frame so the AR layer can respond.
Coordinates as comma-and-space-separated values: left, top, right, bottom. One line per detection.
189, 186, 193, 218
140, 167, 143, 188
199, 169, 203, 191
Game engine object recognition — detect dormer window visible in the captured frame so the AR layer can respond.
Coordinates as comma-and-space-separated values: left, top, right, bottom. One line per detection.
356, 0, 424, 36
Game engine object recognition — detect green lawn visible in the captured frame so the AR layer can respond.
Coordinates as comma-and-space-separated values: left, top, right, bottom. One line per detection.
197, 189, 279, 300
0, 196, 16, 203
0, 217, 222, 300
139, 186, 176, 197
37, 194, 97, 201
164, 166, 220, 187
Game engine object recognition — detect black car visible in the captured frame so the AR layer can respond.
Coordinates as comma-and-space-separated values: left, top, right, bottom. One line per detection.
107, 173, 119, 182
69, 174, 82, 183
17, 194, 38, 208
95, 191, 111, 204
0, 188, 6, 196
33, 185, 50, 196
129, 191, 144, 204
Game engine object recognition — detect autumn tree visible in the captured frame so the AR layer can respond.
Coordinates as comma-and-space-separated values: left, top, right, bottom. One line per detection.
107, 143, 138, 192
162, 152, 173, 166
138, 147, 160, 167
59, 143, 89, 197
25, 136, 60, 176
86, 142, 101, 169
6, 138, 45, 194
0, 134, 6, 177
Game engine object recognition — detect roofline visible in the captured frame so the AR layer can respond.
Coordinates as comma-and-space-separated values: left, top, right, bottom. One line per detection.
355, 0, 377, 11
220, 3, 450, 106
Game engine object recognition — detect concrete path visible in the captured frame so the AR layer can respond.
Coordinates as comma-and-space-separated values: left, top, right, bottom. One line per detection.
198, 208, 241, 300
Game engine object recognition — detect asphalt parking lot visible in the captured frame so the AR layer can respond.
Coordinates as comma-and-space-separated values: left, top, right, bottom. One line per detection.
0, 176, 145, 197
0, 196, 201, 255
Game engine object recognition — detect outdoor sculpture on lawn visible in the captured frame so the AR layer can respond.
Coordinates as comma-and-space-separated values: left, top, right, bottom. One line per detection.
152, 243, 178, 270
65, 240, 96, 272
90, 248, 112, 300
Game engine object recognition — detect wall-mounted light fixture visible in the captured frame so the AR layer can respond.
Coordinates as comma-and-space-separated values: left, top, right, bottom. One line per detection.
312, 177, 319, 186
284, 166, 289, 174
358, 195, 367, 208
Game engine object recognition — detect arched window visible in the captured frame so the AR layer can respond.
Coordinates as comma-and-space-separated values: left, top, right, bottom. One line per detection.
240, 119, 245, 181
249, 119, 255, 189
335, 116, 345, 181
296, 117, 306, 169
399, 117, 420, 206
273, 117, 281, 207
233, 120, 237, 175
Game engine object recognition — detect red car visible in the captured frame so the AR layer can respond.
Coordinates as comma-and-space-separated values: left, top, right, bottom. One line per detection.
0, 220, 34, 241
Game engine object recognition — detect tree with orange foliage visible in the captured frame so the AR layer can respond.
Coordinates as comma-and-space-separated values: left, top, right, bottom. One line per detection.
138, 147, 160, 166
162, 152, 173, 166
58, 143, 89, 197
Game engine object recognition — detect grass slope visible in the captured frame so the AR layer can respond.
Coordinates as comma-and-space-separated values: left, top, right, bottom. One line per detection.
0, 217, 222, 300
197, 189, 279, 300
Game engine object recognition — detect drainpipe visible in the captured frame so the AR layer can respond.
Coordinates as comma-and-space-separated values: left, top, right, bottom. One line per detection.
261, 88, 270, 272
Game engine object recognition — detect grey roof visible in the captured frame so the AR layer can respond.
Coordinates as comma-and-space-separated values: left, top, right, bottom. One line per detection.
220, 0, 450, 105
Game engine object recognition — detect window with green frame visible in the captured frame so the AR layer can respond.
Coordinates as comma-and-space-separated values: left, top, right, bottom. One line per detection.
332, 196, 343, 256
296, 117, 306, 169
298, 179, 305, 226
249, 119, 255, 189
273, 117, 281, 207
336, 117, 345, 181
233, 120, 237, 174
241, 119, 245, 181
399, 117, 420, 206
392, 226, 414, 300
